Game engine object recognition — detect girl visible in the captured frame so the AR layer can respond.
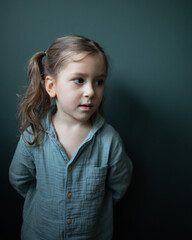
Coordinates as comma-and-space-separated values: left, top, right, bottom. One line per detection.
9, 35, 133, 240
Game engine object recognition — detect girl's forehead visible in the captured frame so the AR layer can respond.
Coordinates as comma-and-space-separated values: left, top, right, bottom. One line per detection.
64, 52, 106, 69
71, 52, 89, 62
70, 51, 105, 64
58, 52, 106, 76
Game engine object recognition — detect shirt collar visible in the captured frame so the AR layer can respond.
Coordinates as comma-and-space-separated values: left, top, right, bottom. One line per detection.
42, 108, 105, 138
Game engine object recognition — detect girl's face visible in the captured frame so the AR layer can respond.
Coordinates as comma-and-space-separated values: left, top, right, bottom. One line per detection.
45, 53, 106, 124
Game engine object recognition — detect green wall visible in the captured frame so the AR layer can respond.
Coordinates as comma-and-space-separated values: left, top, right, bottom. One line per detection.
1, 0, 192, 239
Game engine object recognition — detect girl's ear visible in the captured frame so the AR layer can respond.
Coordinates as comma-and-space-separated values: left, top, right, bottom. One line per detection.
45, 76, 56, 98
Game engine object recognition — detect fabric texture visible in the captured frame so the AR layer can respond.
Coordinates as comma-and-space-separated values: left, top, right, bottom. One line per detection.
9, 111, 133, 240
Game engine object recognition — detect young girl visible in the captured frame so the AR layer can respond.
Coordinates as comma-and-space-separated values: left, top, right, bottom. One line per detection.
9, 35, 133, 240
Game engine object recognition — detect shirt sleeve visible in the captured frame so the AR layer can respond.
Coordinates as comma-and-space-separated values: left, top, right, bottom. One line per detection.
107, 136, 133, 203
9, 135, 36, 198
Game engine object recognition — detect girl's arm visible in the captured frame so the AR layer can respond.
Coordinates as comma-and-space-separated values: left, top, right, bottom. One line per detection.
108, 139, 133, 203
9, 136, 36, 198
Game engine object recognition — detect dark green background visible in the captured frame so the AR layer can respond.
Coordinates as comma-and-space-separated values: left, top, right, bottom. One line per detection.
1, 0, 192, 239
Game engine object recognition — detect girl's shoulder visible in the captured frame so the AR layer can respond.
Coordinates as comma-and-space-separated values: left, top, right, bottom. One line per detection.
21, 127, 35, 143
99, 120, 123, 147
102, 121, 120, 137
93, 114, 121, 141
21, 107, 54, 144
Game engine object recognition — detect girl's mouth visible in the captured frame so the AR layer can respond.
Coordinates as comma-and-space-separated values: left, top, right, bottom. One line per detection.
79, 104, 93, 111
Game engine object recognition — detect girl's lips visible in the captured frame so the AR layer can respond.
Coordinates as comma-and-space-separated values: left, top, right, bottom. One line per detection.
79, 104, 93, 111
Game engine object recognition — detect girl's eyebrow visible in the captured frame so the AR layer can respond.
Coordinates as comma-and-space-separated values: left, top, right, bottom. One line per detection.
71, 72, 106, 78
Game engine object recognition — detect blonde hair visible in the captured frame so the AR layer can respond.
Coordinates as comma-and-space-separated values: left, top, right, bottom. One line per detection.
18, 35, 108, 145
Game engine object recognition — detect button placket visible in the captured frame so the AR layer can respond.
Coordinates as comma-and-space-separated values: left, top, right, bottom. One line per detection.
67, 165, 72, 199
66, 164, 72, 228
68, 165, 72, 171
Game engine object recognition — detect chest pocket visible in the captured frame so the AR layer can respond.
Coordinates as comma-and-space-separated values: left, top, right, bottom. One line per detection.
86, 166, 108, 201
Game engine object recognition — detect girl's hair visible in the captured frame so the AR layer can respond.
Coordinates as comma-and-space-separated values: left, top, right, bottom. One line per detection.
18, 35, 108, 145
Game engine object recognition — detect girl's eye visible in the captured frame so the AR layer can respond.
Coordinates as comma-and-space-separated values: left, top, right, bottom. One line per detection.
96, 79, 105, 86
73, 78, 84, 84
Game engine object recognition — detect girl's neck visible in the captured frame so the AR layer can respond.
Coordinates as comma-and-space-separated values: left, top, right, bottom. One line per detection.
51, 111, 93, 160
52, 111, 92, 129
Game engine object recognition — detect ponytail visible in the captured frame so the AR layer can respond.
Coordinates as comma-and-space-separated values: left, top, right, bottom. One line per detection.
17, 51, 51, 145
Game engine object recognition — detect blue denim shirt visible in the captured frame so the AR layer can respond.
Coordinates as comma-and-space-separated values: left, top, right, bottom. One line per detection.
9, 111, 133, 240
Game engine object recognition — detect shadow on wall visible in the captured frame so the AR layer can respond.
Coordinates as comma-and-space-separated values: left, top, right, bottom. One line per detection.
106, 80, 149, 240
107, 78, 192, 240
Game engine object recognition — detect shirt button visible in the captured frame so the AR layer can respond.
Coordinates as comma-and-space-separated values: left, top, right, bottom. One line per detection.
68, 192, 72, 199
68, 165, 72, 171
67, 218, 72, 224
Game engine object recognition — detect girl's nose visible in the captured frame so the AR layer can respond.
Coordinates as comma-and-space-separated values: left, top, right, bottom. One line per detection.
83, 83, 94, 98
